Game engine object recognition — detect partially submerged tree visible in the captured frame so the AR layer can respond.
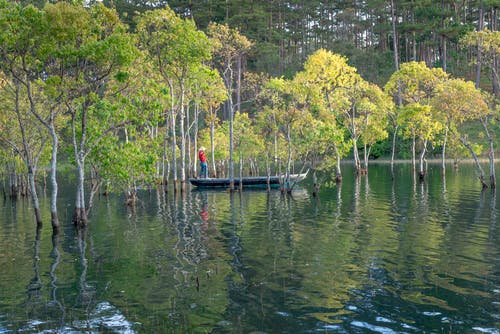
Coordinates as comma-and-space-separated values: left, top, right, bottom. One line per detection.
261, 77, 311, 190
398, 103, 443, 180
136, 7, 212, 190
189, 65, 226, 178
294, 49, 358, 182
207, 23, 252, 190
231, 112, 264, 188
0, 2, 50, 227
59, 4, 138, 226
333, 78, 392, 175
432, 78, 491, 187
385, 61, 447, 173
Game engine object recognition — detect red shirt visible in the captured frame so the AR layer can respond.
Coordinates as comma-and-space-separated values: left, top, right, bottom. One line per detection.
198, 150, 207, 163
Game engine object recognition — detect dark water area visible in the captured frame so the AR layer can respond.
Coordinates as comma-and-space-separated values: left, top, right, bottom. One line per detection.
0, 163, 499, 333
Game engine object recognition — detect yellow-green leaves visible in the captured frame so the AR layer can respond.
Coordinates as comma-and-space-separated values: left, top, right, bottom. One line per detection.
432, 78, 488, 125
385, 61, 448, 104
301, 49, 358, 91
207, 23, 252, 68
398, 103, 443, 143
461, 29, 500, 63
137, 7, 211, 77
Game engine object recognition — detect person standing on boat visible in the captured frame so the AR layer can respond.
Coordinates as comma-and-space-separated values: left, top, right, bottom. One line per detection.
198, 146, 208, 178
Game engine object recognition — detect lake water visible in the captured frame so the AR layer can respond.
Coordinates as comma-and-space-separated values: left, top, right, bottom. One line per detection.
0, 163, 499, 333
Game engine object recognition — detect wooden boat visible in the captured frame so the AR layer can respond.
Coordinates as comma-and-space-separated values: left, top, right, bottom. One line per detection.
189, 171, 308, 189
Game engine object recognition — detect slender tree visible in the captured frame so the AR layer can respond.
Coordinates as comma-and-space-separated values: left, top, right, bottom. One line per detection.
60, 4, 138, 226
385, 61, 447, 172
0, 2, 49, 227
294, 49, 358, 181
207, 23, 252, 190
432, 78, 490, 187
136, 7, 211, 190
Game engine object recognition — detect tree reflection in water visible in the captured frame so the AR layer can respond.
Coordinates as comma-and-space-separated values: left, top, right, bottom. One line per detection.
77, 228, 95, 308
25, 226, 42, 313
47, 231, 65, 329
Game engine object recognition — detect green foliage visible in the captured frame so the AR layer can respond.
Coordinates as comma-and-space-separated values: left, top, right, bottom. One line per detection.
207, 22, 253, 71
198, 123, 229, 161
432, 78, 489, 124
461, 29, 500, 75
398, 103, 443, 145
136, 6, 212, 82
94, 133, 157, 192
1, 0, 499, 195
385, 62, 448, 105
232, 112, 264, 161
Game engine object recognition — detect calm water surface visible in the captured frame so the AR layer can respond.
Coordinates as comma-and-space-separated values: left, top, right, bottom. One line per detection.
0, 164, 499, 333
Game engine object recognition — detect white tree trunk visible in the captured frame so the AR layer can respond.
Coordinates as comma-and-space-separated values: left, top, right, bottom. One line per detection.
419, 139, 428, 179
170, 88, 177, 190
460, 135, 487, 188
442, 126, 449, 174
28, 166, 42, 226
49, 123, 59, 229
179, 86, 186, 183
411, 134, 416, 170
210, 116, 216, 178
481, 118, 496, 188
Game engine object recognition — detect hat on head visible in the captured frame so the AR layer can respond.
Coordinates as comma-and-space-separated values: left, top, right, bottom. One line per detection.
199, 146, 206, 151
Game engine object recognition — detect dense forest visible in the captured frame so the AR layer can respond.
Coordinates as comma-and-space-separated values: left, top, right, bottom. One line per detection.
0, 0, 498, 229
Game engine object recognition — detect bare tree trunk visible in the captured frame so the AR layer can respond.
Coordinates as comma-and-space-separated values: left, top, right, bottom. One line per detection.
419, 139, 428, 180
179, 83, 186, 186
70, 102, 88, 226
441, 125, 449, 175
192, 104, 198, 177
480, 118, 496, 188
441, 0, 447, 71
493, 56, 499, 98
8, 163, 18, 199
363, 143, 369, 172
442, 37, 447, 72
390, 0, 401, 176
353, 139, 361, 175
162, 130, 167, 184
49, 124, 59, 230
15, 83, 42, 227
73, 159, 87, 226
274, 130, 278, 175
411, 134, 416, 171
226, 70, 235, 190
390, 125, 399, 174
475, 1, 484, 89
229, 98, 235, 190
87, 174, 101, 214
491, 7, 498, 98
210, 112, 216, 178
187, 104, 192, 177
239, 155, 243, 191
28, 166, 42, 227
333, 143, 342, 183
391, 0, 399, 71
460, 135, 488, 188
237, 55, 242, 113
284, 124, 292, 191
169, 86, 178, 192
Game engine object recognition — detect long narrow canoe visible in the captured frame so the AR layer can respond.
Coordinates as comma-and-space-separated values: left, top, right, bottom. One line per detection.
189, 172, 308, 189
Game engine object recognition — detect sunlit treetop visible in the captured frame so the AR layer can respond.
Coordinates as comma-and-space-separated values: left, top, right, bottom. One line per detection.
384, 61, 448, 105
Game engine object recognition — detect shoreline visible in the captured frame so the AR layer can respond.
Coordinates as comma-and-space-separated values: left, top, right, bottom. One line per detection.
341, 158, 500, 165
